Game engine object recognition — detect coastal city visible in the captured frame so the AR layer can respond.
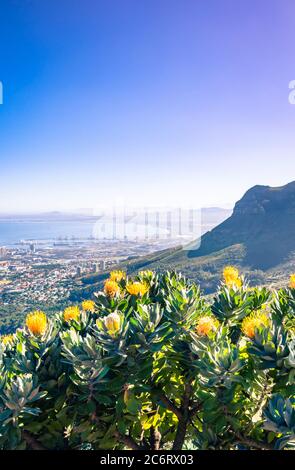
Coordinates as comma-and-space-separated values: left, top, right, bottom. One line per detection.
0, 207, 230, 331
0, 236, 181, 316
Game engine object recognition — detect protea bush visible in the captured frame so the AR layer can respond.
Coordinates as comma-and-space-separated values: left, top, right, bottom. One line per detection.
1, 268, 295, 450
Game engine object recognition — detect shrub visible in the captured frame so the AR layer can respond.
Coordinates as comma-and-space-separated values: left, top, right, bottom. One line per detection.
0, 268, 295, 450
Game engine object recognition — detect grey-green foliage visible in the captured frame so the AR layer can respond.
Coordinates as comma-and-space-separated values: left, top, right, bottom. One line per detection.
0, 270, 294, 450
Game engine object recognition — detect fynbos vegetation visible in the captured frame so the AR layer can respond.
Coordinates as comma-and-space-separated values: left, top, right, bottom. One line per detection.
1, 268, 295, 450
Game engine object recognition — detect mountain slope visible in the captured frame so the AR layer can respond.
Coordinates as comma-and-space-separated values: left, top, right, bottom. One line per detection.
72, 182, 295, 297
188, 181, 295, 269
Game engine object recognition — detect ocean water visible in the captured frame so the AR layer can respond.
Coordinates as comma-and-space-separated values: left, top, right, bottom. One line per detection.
0, 220, 95, 246
0, 219, 167, 246
0, 209, 210, 246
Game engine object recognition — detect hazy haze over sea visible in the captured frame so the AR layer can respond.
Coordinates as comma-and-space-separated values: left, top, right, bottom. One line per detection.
0, 220, 95, 246
0, 208, 232, 246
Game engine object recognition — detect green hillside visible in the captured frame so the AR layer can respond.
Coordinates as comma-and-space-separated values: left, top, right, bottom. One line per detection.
72, 243, 295, 300
72, 182, 295, 298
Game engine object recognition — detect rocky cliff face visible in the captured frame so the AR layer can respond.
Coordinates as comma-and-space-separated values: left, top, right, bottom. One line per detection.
189, 181, 295, 269
234, 182, 295, 216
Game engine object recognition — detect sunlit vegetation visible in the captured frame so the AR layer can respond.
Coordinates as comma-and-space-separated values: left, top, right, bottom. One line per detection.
1, 268, 295, 450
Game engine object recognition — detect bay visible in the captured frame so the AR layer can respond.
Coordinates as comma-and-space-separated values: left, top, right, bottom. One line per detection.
0, 220, 95, 246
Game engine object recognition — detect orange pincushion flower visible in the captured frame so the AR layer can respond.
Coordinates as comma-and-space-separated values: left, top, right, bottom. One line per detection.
241, 311, 269, 338
289, 274, 295, 289
63, 306, 80, 322
104, 279, 120, 297
82, 300, 95, 312
196, 316, 219, 336
110, 270, 126, 282
26, 311, 47, 336
126, 281, 149, 296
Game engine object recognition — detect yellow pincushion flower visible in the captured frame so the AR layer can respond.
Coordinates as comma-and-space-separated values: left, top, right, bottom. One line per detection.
1, 334, 14, 346
289, 274, 295, 289
126, 281, 149, 296
241, 311, 269, 339
82, 300, 95, 312
26, 311, 47, 336
104, 279, 120, 297
98, 312, 122, 336
196, 316, 219, 336
110, 270, 126, 282
63, 306, 80, 322
139, 270, 153, 278
223, 266, 242, 288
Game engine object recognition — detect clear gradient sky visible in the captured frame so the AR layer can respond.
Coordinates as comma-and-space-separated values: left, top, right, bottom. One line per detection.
0, 0, 295, 212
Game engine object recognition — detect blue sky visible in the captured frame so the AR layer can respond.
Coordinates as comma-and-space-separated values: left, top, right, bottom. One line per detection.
0, 0, 295, 212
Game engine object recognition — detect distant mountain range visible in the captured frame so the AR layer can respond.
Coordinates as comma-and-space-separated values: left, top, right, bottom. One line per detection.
72, 182, 295, 297
0, 207, 232, 223
0, 211, 98, 222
